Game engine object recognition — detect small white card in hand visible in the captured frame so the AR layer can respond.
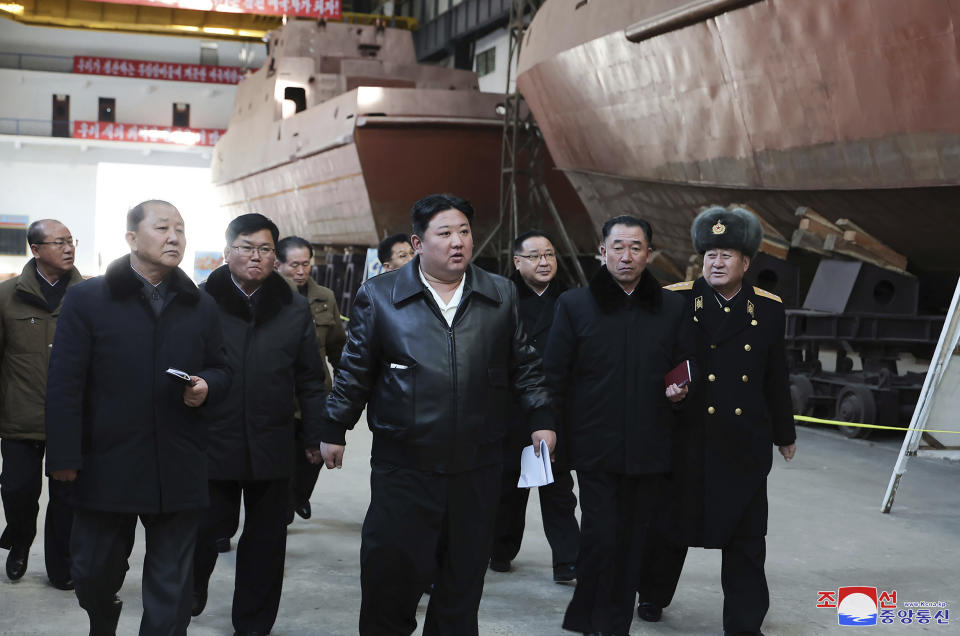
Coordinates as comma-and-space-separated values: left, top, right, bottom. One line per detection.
517, 439, 554, 488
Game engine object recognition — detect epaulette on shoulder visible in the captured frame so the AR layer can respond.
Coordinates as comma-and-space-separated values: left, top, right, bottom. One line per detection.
663, 281, 694, 291
753, 286, 782, 303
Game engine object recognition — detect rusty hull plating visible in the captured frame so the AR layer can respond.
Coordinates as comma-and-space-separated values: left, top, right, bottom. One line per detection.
212, 19, 594, 251
517, 0, 960, 273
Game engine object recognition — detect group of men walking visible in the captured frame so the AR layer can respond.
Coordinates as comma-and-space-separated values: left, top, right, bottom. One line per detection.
0, 193, 795, 636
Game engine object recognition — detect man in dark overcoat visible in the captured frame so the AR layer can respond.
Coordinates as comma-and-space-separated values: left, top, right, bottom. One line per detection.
318, 194, 556, 636
45, 200, 230, 636
191, 214, 326, 635
543, 215, 693, 635
489, 230, 579, 582
637, 205, 797, 636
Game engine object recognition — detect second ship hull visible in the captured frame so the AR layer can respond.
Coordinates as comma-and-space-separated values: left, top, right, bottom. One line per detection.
517, 0, 960, 274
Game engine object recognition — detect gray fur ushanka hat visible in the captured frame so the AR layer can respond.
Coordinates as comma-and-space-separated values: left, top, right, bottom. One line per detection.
691, 205, 763, 257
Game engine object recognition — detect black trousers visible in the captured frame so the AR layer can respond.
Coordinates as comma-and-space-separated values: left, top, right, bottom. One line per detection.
0, 438, 73, 582
193, 478, 289, 634
491, 467, 579, 567
71, 508, 201, 636
359, 460, 501, 636
638, 532, 769, 634
288, 422, 322, 515
563, 471, 663, 635
636, 531, 687, 609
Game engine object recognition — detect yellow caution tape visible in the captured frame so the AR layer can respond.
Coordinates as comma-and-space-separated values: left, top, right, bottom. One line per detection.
794, 414, 960, 434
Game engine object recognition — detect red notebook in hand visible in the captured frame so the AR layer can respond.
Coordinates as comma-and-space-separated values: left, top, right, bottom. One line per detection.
664, 360, 692, 389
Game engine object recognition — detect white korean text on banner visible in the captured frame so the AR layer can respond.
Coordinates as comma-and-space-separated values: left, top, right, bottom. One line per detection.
73, 56, 248, 85
85, 0, 342, 18
72, 121, 226, 147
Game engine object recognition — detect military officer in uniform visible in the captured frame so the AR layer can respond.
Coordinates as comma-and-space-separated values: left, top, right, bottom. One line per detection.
637, 205, 797, 636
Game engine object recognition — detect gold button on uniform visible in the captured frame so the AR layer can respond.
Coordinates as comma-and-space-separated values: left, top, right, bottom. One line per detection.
708, 374, 716, 382
742, 374, 749, 382
735, 408, 743, 415
707, 406, 716, 414
744, 344, 752, 351
723, 306, 731, 313
693, 316, 699, 322
710, 344, 717, 349
751, 319, 758, 326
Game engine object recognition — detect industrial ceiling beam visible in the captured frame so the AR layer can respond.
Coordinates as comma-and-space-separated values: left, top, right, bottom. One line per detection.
0, 0, 416, 41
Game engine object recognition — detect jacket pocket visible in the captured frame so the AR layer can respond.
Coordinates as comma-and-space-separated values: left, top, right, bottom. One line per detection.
8, 314, 47, 354
371, 362, 416, 439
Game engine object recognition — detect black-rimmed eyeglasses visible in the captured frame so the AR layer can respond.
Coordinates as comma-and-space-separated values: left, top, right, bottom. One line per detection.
516, 252, 556, 262
231, 245, 275, 257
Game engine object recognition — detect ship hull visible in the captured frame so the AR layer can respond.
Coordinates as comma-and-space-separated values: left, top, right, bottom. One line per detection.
214, 87, 595, 252
518, 0, 960, 272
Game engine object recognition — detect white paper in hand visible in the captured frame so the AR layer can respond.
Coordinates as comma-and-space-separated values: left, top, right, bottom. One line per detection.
517, 439, 555, 488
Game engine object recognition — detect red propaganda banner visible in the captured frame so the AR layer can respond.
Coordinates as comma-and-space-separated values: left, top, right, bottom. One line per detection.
74, 56, 247, 84
87, 0, 341, 19
72, 121, 225, 147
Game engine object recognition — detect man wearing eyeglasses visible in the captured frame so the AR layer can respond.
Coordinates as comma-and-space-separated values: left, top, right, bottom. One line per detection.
275, 235, 346, 524
192, 213, 326, 636
0, 220, 81, 590
377, 233, 414, 272
489, 230, 580, 583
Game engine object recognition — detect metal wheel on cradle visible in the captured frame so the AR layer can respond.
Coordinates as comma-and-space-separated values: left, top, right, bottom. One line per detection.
834, 385, 877, 439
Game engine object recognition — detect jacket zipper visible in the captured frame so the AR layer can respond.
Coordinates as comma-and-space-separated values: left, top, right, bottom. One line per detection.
447, 325, 458, 457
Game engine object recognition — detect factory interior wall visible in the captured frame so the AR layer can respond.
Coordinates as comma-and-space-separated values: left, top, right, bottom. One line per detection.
0, 18, 266, 69
0, 159, 228, 280
0, 67, 239, 133
0, 158, 97, 276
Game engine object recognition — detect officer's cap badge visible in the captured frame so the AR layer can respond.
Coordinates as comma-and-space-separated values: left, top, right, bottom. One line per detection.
712, 222, 726, 235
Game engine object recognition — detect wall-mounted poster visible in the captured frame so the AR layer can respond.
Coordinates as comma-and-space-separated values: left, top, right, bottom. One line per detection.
194, 251, 224, 284
0, 215, 28, 256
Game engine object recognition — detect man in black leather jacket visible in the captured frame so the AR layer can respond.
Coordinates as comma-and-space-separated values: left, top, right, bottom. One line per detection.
318, 194, 556, 636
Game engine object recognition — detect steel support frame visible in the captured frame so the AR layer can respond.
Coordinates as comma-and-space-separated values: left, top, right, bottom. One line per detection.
476, 0, 586, 285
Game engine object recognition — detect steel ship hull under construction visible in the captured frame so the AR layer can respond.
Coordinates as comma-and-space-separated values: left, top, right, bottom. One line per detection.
517, 0, 960, 277
212, 19, 593, 252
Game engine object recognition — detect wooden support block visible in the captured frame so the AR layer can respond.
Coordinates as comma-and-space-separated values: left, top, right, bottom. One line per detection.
841, 230, 908, 270
795, 206, 841, 230
790, 229, 830, 254
832, 218, 908, 270
758, 237, 789, 260
835, 218, 870, 235
823, 234, 908, 273
797, 216, 842, 240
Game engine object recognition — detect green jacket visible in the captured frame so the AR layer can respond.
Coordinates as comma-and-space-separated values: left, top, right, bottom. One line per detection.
288, 277, 346, 389
0, 259, 83, 440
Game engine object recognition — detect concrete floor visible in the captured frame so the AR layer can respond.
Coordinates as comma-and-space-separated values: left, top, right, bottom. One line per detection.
1, 422, 957, 635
